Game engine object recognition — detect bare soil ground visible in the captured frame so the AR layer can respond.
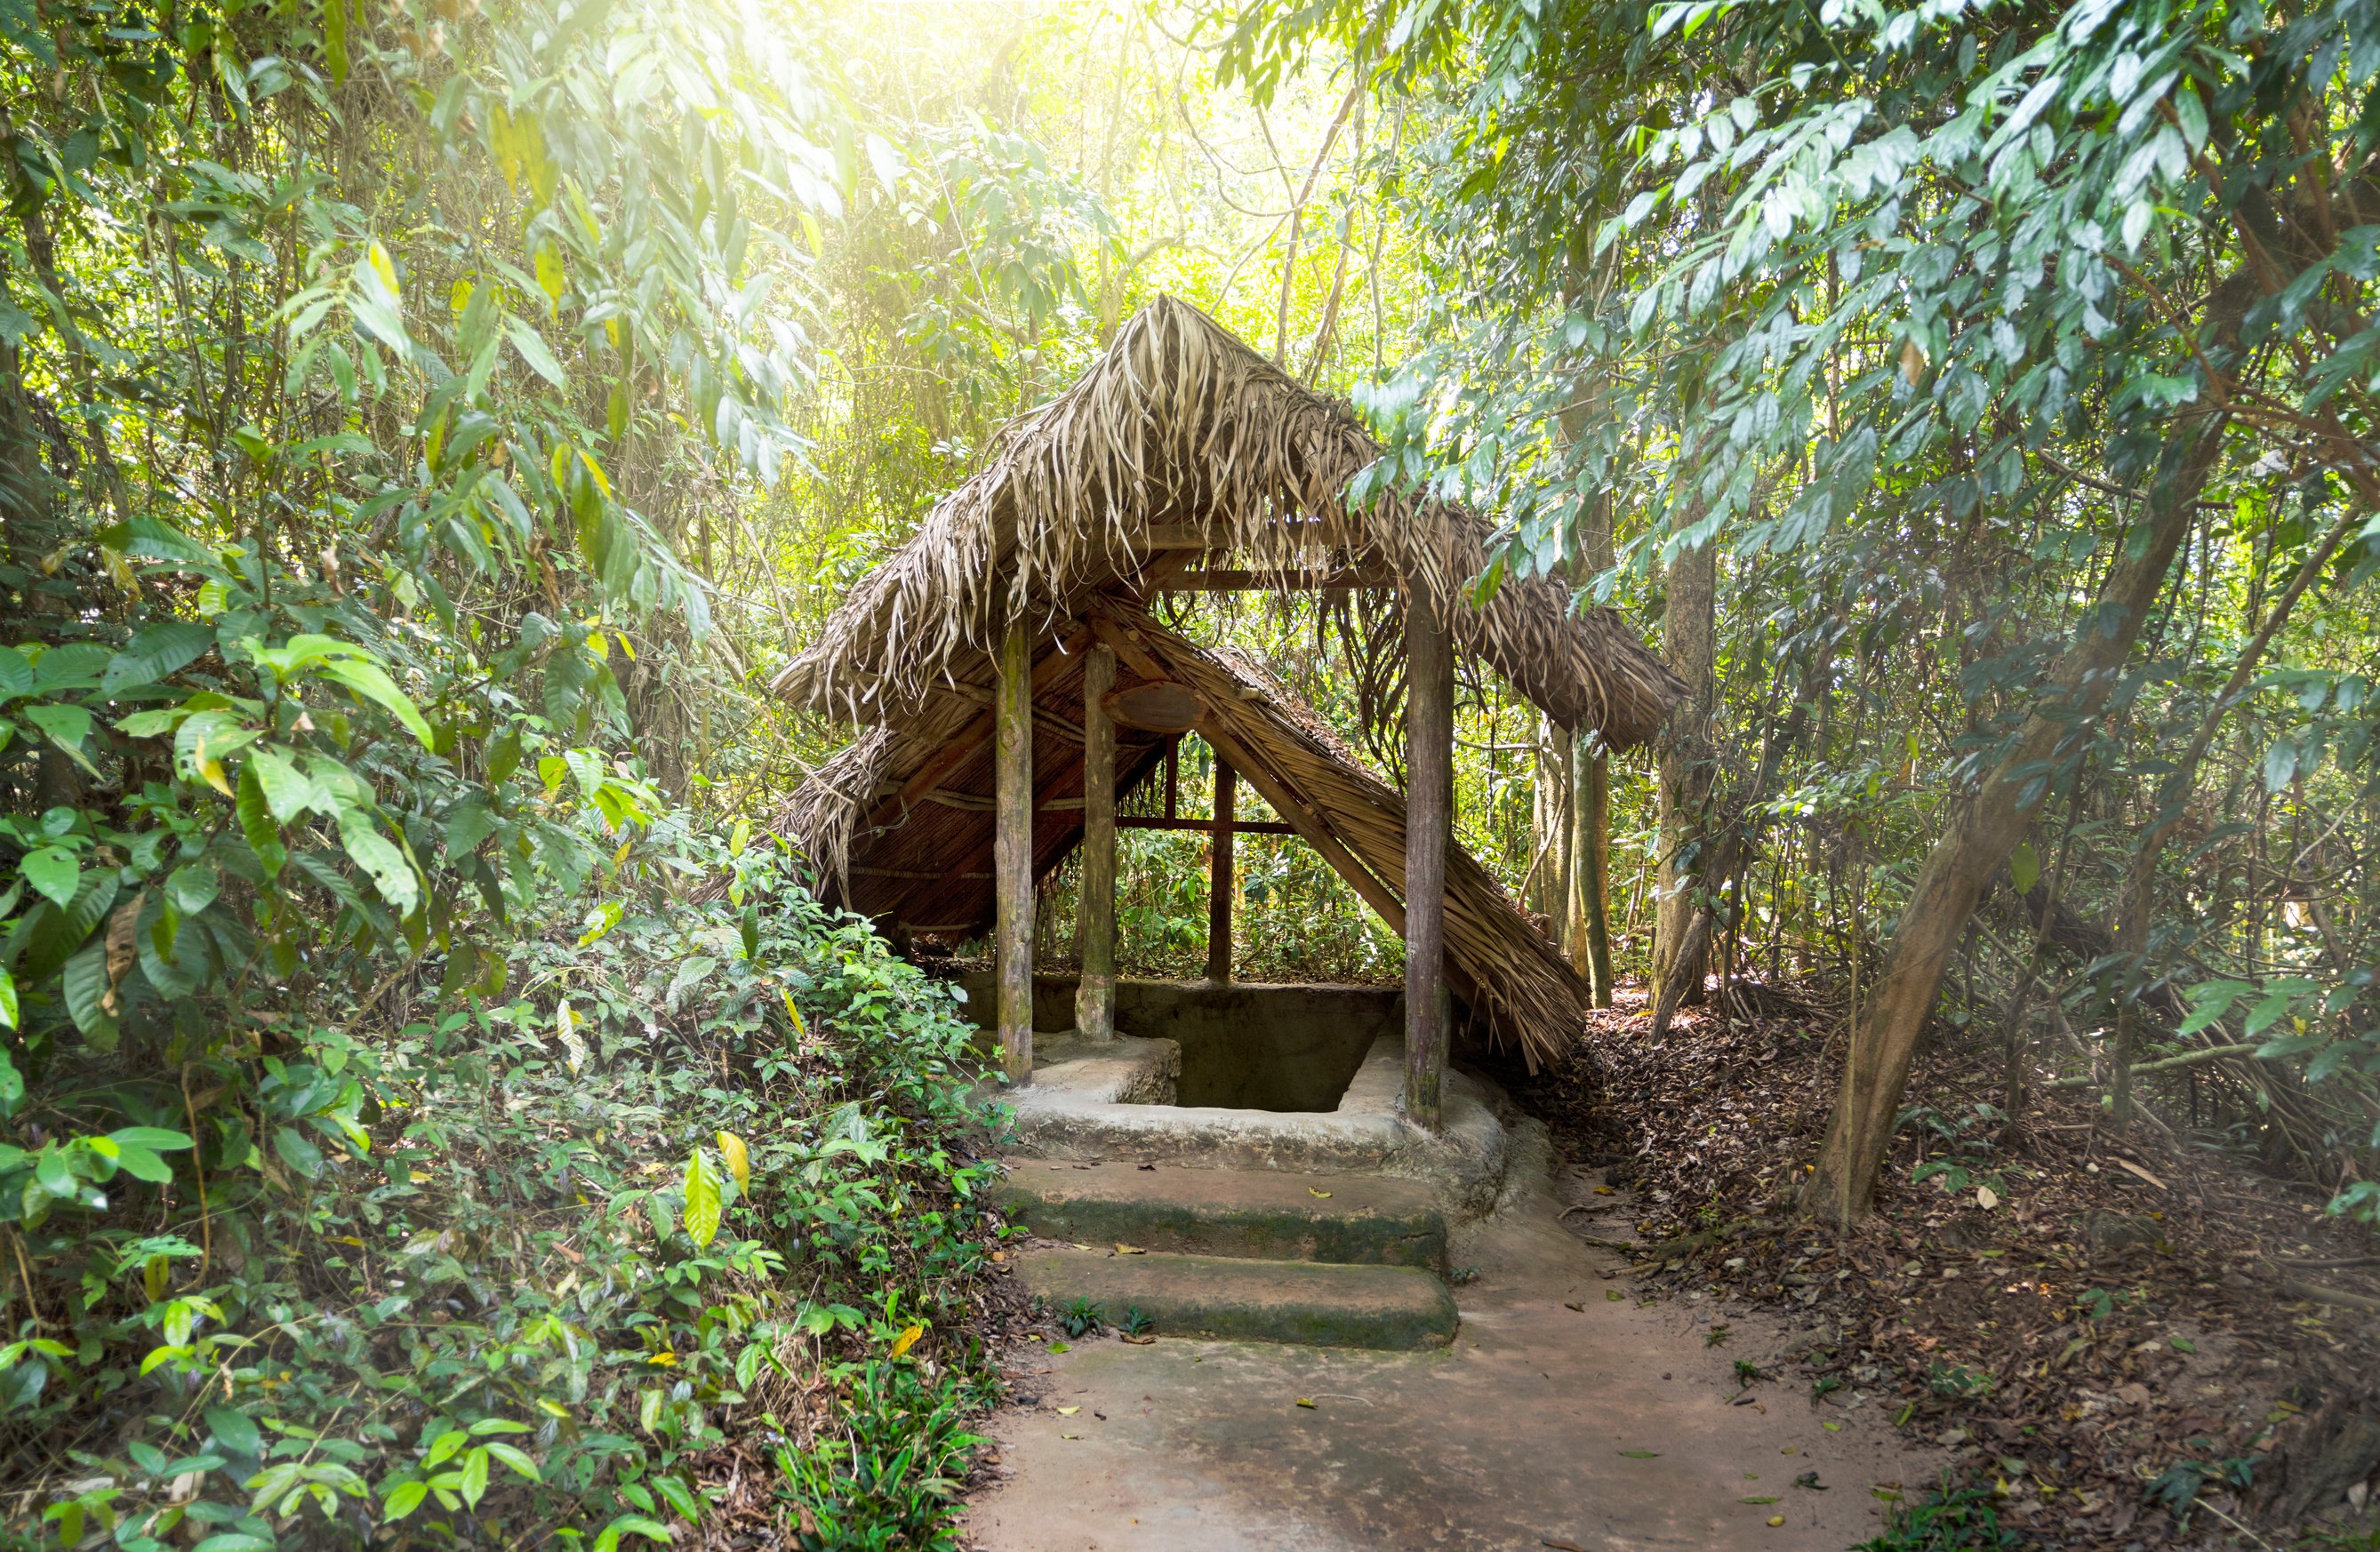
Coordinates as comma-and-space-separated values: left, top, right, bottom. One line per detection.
1501, 980, 2380, 1548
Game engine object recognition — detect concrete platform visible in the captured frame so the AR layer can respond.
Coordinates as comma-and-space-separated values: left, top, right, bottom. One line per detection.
994, 1160, 1447, 1269
1002, 1033, 1511, 1219
1018, 1246, 1459, 1350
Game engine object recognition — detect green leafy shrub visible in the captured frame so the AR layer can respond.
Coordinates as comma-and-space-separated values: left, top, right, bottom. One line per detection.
4, 826, 1005, 1548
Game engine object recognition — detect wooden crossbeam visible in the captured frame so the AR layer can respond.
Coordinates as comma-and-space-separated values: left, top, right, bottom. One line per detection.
1118, 814, 1295, 836
1158, 567, 1392, 591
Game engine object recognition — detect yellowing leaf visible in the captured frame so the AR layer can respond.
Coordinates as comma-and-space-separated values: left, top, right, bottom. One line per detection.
1294, 1397, 1316, 1409
198, 756, 232, 796
533, 243, 566, 307
717, 1131, 750, 1194
1115, 1243, 1146, 1256
1307, 1188, 1332, 1198
408, 1168, 433, 1183
781, 988, 806, 1039
1055, 1404, 1079, 1416
888, 1323, 924, 1361
648, 1352, 677, 1365
1059, 1432, 1081, 1440
1767, 1516, 1786, 1528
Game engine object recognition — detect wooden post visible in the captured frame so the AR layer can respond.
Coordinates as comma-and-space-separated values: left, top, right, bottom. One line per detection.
1404, 592, 1453, 1129
1206, 751, 1236, 982
994, 620, 1035, 1084
1075, 644, 1118, 1040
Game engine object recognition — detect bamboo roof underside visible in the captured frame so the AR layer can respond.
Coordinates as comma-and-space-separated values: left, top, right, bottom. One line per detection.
770, 295, 1684, 746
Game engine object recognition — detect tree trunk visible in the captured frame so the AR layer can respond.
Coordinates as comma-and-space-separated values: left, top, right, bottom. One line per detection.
1654, 517, 1716, 1004
1804, 412, 2230, 1222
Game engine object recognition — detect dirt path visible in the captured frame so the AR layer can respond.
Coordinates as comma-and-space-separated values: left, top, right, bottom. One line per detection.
962, 1122, 1937, 1551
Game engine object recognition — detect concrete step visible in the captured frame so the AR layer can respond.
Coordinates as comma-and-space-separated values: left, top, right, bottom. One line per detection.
992, 1160, 1446, 1269
1018, 1246, 1458, 1350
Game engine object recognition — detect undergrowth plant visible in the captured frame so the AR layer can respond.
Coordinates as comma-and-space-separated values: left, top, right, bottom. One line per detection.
7, 823, 1006, 1548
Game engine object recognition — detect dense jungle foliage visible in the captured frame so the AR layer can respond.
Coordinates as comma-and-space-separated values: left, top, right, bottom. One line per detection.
8, 0, 2380, 1541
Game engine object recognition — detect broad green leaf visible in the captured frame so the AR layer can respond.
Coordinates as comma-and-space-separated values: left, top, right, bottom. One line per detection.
0, 969, 16, 1033
322, 0, 348, 81
337, 810, 420, 916
113, 1143, 172, 1183
2262, 735, 2298, 792
167, 859, 221, 916
458, 1444, 491, 1508
506, 317, 568, 388
350, 239, 407, 351
683, 1148, 722, 1248
2009, 842, 2040, 897
20, 846, 79, 909
246, 745, 324, 823
94, 517, 219, 571
0, 646, 33, 700
175, 709, 259, 788
109, 1127, 193, 1149
23, 703, 97, 772
317, 659, 434, 747
650, 1473, 701, 1521
205, 1404, 262, 1457
61, 935, 118, 1051
381, 1480, 429, 1522
102, 621, 218, 694
236, 764, 286, 877
30, 643, 112, 692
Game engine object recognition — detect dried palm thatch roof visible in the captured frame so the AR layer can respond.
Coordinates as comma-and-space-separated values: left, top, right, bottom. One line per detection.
777, 605, 1591, 1070
770, 295, 1682, 744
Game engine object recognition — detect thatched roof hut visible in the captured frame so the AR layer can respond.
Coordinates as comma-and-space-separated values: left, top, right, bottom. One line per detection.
770, 296, 1679, 741
771, 298, 1684, 1069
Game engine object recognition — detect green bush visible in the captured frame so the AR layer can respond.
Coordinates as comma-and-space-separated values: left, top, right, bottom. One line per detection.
4, 826, 1006, 1549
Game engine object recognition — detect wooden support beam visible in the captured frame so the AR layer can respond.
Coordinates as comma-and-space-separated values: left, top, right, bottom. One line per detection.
853, 865, 992, 881
1118, 815, 1295, 836
994, 620, 1035, 1084
1207, 754, 1236, 982
1076, 643, 1118, 1041
1157, 566, 1393, 591
1404, 592, 1454, 1131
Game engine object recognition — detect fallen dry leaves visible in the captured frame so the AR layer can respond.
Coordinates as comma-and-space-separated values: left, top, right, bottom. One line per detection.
1500, 979, 2380, 1547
